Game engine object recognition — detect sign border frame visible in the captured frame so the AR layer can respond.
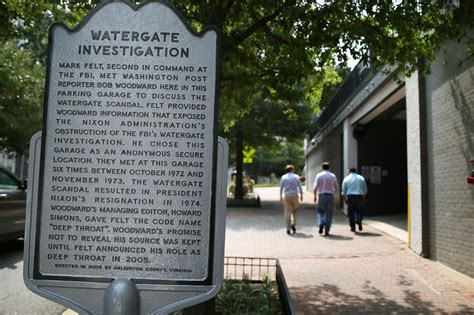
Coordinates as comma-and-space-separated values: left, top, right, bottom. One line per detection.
33, 0, 222, 286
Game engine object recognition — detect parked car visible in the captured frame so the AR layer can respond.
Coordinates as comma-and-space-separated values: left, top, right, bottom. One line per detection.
0, 167, 27, 242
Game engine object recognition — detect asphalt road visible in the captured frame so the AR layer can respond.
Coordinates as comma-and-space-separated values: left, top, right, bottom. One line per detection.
0, 240, 65, 315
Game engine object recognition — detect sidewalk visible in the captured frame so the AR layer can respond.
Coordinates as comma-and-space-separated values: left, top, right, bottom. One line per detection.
225, 187, 474, 314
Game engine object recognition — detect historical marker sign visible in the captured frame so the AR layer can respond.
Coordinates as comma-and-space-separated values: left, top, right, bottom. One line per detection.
25, 1, 226, 313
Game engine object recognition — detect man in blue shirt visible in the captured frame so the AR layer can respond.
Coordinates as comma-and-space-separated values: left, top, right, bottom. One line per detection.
280, 164, 303, 235
341, 167, 368, 232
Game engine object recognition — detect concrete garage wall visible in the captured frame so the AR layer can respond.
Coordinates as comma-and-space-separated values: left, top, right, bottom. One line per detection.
306, 131, 343, 206
424, 37, 474, 277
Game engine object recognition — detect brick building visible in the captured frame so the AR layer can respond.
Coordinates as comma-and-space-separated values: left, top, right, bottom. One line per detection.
305, 35, 473, 277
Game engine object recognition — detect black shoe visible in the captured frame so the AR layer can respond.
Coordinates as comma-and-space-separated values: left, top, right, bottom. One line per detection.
358, 222, 363, 231
350, 227, 355, 232
319, 225, 324, 234
324, 231, 330, 237
291, 225, 296, 234
287, 230, 290, 235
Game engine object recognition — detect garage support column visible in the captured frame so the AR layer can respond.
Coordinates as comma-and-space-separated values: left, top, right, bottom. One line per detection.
343, 119, 358, 171
406, 71, 429, 256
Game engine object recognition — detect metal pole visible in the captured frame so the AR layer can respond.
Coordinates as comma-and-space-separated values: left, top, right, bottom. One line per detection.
104, 278, 140, 315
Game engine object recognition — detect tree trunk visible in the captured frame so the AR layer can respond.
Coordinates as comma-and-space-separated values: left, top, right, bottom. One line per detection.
234, 125, 244, 200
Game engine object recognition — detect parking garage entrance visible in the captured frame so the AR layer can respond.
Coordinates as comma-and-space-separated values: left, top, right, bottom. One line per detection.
356, 99, 407, 219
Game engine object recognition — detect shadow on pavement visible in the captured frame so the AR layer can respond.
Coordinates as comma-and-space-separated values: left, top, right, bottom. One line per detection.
226, 206, 318, 233
354, 231, 383, 237
288, 233, 314, 239
227, 199, 353, 233
323, 234, 353, 241
290, 282, 474, 314
0, 239, 24, 270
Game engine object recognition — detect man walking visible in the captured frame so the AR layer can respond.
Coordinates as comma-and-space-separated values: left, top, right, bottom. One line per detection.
313, 162, 339, 236
280, 164, 303, 235
341, 167, 368, 232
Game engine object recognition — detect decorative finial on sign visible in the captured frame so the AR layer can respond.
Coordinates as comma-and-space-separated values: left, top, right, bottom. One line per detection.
104, 278, 139, 315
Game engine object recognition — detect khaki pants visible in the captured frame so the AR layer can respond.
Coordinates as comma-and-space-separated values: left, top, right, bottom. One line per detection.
283, 195, 299, 231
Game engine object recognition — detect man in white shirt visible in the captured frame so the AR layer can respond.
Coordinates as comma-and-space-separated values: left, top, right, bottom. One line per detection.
313, 162, 339, 236
280, 164, 303, 235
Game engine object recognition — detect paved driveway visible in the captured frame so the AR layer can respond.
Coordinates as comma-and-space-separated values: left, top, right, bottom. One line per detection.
225, 187, 474, 314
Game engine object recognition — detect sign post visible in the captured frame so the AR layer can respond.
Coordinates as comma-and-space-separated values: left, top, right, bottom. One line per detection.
23, 1, 227, 314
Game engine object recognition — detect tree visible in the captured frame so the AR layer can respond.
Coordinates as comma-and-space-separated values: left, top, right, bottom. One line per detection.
170, 0, 474, 199
221, 86, 314, 198
0, 41, 44, 154
0, 1, 70, 154
245, 139, 305, 180
1, 0, 472, 176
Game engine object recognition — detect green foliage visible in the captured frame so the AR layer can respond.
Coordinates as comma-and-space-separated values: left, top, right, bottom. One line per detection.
216, 276, 282, 315
13, 10, 54, 64
171, 1, 474, 183
305, 65, 351, 113
0, 1, 68, 153
0, 41, 44, 154
173, 1, 324, 129
227, 96, 313, 146
243, 139, 305, 179
300, 1, 474, 76
1, 0, 472, 155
